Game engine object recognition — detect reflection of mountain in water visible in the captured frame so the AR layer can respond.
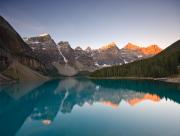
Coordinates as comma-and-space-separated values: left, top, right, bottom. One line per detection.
0, 80, 59, 136
0, 78, 179, 135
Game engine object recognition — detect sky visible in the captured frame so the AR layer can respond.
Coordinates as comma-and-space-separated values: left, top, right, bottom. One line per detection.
0, 0, 180, 49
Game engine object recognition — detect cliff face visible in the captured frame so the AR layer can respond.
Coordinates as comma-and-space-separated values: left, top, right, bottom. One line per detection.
25, 39, 97, 76
140, 45, 162, 55
93, 42, 124, 65
0, 16, 49, 80
0, 16, 31, 55
25, 37, 162, 76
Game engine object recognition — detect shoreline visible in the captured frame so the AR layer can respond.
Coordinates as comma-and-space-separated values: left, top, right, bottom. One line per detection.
1, 75, 180, 85
88, 76, 180, 84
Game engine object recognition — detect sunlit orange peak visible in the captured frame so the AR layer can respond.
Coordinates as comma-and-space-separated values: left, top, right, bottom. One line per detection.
124, 42, 140, 50
128, 94, 160, 106
124, 43, 162, 55
100, 42, 117, 50
101, 101, 119, 108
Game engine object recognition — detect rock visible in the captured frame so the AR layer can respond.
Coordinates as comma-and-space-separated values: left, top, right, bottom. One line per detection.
123, 42, 162, 55
0, 16, 50, 80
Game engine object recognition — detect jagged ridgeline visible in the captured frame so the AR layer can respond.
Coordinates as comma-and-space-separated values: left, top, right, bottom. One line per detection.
0, 16, 58, 80
90, 40, 180, 78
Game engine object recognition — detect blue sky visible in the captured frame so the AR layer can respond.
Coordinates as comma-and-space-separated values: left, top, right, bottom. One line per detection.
0, 0, 180, 49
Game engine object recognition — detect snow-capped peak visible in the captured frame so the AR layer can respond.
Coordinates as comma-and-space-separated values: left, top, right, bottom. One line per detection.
39, 33, 49, 37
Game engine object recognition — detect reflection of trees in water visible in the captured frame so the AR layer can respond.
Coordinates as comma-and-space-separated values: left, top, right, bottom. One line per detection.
0, 78, 179, 135
92, 79, 180, 104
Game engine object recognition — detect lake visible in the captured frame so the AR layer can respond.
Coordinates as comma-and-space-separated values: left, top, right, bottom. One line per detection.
0, 78, 180, 136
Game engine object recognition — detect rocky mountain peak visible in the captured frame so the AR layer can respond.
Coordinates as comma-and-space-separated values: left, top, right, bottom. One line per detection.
124, 43, 140, 50
85, 46, 92, 52
75, 46, 83, 51
58, 41, 72, 49
100, 42, 119, 51
148, 44, 161, 49
124, 42, 162, 55
58, 41, 74, 55
27, 33, 55, 44
141, 44, 162, 55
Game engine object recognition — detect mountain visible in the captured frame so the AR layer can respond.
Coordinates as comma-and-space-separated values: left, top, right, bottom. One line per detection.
57, 41, 75, 63
24, 34, 63, 64
85, 46, 92, 53
0, 16, 32, 55
92, 42, 124, 66
75, 46, 83, 51
88, 42, 151, 67
25, 37, 161, 76
91, 40, 180, 78
124, 43, 162, 55
0, 16, 163, 78
25, 39, 97, 76
0, 16, 48, 81
124, 43, 140, 50
99, 42, 119, 51
141, 45, 162, 55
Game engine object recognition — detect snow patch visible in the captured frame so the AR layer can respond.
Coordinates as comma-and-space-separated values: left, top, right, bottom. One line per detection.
95, 62, 100, 67
95, 62, 111, 67
123, 59, 128, 64
57, 46, 68, 63
39, 33, 49, 37
102, 64, 111, 67
137, 55, 143, 58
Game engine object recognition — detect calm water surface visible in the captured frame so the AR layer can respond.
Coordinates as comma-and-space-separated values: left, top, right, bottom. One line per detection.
0, 78, 180, 136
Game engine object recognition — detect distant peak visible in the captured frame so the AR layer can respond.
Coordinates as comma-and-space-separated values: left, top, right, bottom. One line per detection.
124, 43, 140, 50
85, 46, 92, 52
148, 44, 161, 49
124, 42, 162, 55
86, 46, 91, 50
75, 46, 83, 50
25, 33, 55, 44
58, 41, 70, 46
143, 44, 162, 55
58, 41, 72, 49
100, 42, 118, 50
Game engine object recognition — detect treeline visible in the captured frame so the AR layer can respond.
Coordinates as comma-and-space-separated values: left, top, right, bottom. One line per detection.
90, 40, 180, 78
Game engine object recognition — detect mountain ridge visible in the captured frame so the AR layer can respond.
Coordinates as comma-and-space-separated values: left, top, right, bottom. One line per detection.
26, 33, 162, 55
91, 40, 180, 78
0, 16, 165, 79
124, 43, 162, 55
25, 34, 162, 71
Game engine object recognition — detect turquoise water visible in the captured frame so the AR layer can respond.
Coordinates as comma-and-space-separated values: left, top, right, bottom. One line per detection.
0, 78, 180, 136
